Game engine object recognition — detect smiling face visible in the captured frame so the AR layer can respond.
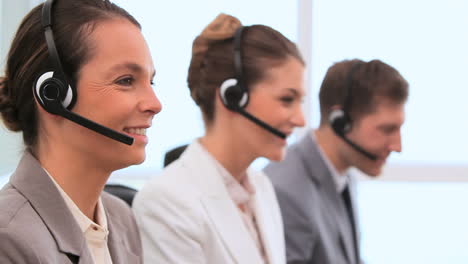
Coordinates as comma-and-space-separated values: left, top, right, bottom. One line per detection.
341, 99, 405, 176
233, 57, 306, 161
61, 18, 161, 170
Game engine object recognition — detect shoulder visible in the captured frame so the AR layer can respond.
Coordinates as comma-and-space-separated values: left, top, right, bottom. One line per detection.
264, 136, 325, 191
132, 161, 205, 228
134, 161, 202, 209
0, 185, 28, 228
264, 140, 309, 180
132, 158, 217, 235
0, 226, 40, 262
101, 191, 133, 216
101, 192, 139, 234
0, 186, 48, 262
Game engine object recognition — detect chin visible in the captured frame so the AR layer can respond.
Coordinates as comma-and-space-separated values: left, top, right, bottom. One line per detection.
133, 152, 146, 165
361, 165, 383, 177
120, 151, 146, 168
264, 147, 286, 162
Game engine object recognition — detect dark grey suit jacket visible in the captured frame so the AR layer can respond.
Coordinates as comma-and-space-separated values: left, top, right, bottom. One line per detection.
264, 132, 361, 264
0, 152, 142, 263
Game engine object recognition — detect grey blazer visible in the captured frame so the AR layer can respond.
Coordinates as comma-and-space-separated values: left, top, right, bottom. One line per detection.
0, 152, 142, 264
264, 132, 361, 264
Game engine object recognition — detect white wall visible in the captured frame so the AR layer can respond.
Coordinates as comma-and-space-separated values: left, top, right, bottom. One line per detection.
0, 1, 2, 63
1, 0, 32, 71
0, 0, 32, 176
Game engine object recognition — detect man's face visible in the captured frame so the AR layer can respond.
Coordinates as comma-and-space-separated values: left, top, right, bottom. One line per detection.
342, 99, 405, 176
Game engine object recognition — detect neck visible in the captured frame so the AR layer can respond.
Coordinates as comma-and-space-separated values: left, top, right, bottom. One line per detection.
35, 139, 110, 221
314, 127, 349, 174
200, 125, 255, 183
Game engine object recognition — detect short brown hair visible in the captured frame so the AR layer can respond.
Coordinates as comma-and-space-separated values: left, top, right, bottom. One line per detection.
0, 0, 140, 149
188, 14, 304, 124
319, 59, 409, 125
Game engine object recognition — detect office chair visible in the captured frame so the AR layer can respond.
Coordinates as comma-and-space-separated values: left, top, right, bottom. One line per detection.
104, 184, 138, 207
163, 144, 188, 167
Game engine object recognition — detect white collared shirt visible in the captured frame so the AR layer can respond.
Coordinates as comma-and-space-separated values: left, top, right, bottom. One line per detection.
311, 132, 348, 193
45, 169, 113, 264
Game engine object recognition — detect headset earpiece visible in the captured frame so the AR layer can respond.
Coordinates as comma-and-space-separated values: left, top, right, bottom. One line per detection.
327, 61, 378, 160
329, 62, 362, 136
216, 26, 285, 139
329, 108, 352, 136
219, 78, 249, 111
34, 71, 75, 114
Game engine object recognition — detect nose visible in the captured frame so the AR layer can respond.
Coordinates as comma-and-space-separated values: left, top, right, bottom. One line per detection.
291, 105, 306, 128
389, 130, 402, 153
139, 86, 162, 116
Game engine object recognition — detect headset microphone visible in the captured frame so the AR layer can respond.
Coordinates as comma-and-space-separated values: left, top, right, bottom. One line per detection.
236, 107, 286, 139
328, 62, 377, 161
35, 0, 133, 145
219, 26, 286, 140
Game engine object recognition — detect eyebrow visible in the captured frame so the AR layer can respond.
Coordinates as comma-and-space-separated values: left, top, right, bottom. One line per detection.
108, 62, 156, 78
377, 123, 401, 131
285, 87, 304, 97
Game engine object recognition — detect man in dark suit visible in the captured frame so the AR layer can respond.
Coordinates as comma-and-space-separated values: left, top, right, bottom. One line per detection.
264, 59, 409, 264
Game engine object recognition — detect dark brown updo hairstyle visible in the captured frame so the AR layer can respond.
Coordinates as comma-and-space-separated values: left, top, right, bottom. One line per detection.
187, 13, 304, 124
0, 0, 140, 150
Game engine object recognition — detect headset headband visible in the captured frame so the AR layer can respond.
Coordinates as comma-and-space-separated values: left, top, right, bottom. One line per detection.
233, 26, 246, 94
342, 61, 363, 121
42, 0, 69, 92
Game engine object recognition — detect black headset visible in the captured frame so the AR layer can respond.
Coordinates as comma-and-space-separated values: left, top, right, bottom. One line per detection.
328, 61, 377, 160
34, 0, 76, 113
33, 0, 133, 145
328, 62, 362, 136
219, 27, 249, 111
219, 26, 286, 139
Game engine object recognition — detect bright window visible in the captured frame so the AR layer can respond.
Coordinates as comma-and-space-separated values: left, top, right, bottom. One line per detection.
310, 0, 468, 166
358, 181, 468, 264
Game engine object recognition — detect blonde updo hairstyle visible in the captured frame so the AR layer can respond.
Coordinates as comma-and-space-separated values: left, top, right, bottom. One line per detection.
187, 13, 304, 125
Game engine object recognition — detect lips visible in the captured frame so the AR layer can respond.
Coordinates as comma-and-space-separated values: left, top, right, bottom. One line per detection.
123, 127, 147, 136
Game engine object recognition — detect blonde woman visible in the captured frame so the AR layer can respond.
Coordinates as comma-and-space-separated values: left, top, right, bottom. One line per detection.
133, 14, 305, 264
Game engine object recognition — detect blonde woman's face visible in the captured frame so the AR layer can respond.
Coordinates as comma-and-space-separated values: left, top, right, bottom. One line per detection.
239, 57, 306, 161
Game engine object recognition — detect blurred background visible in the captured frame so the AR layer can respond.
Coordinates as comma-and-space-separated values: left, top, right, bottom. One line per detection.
1, 0, 467, 263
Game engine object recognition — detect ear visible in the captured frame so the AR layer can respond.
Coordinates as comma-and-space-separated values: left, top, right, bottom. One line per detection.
214, 88, 232, 116
34, 99, 63, 122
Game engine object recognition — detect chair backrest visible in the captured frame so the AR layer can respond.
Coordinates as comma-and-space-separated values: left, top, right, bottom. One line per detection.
104, 184, 137, 207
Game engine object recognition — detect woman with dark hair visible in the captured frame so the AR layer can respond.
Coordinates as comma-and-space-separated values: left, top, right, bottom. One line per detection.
133, 14, 305, 264
0, 0, 161, 263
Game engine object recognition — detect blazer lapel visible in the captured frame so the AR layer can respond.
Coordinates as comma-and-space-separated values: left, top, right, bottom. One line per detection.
297, 135, 356, 264
182, 142, 264, 264
10, 152, 93, 263
105, 210, 139, 264
201, 196, 263, 264
250, 174, 284, 264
